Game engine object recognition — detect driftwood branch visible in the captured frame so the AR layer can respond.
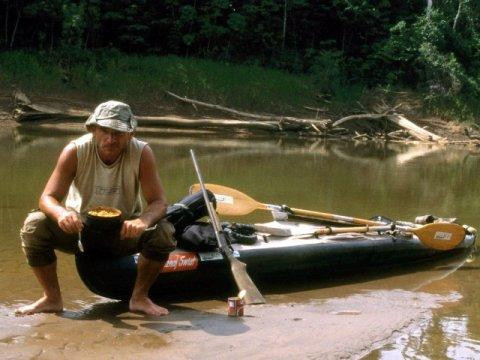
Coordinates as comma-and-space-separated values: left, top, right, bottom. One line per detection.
165, 91, 330, 129
333, 114, 386, 127
388, 115, 444, 142
332, 112, 444, 142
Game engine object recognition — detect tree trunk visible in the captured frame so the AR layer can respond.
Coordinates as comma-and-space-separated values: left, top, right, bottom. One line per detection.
426, 0, 433, 17
84, 27, 90, 50
453, 0, 463, 30
9, 1, 20, 50
282, 0, 287, 52
4, 0, 8, 49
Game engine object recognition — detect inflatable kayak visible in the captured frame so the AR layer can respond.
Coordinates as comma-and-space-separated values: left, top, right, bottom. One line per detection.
75, 219, 477, 300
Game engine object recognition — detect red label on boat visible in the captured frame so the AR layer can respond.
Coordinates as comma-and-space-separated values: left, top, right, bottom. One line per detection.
160, 252, 199, 273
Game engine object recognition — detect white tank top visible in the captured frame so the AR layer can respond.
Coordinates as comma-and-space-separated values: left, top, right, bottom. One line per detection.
65, 133, 146, 220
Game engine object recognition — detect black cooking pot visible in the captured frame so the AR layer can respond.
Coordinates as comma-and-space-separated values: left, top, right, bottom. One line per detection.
79, 206, 123, 256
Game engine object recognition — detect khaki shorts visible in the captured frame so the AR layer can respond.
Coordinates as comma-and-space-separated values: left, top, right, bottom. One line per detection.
20, 211, 176, 267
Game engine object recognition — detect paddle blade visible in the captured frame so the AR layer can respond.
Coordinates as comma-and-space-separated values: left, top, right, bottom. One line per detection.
230, 257, 265, 304
413, 223, 466, 250
190, 183, 264, 216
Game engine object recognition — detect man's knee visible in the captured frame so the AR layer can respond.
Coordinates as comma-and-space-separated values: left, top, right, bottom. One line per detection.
20, 211, 57, 267
21, 210, 47, 234
141, 219, 176, 261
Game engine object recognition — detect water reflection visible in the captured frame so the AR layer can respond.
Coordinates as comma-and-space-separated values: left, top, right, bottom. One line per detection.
2, 128, 480, 358
363, 255, 480, 359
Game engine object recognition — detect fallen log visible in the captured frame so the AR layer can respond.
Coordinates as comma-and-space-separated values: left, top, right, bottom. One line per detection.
15, 106, 282, 132
14, 107, 88, 122
13, 91, 314, 133
332, 113, 444, 142
138, 116, 280, 131
388, 115, 444, 142
15, 105, 288, 135
13, 90, 90, 122
165, 90, 330, 130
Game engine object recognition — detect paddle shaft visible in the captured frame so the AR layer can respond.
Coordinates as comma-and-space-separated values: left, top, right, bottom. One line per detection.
260, 204, 419, 228
313, 224, 417, 235
190, 183, 382, 226
189, 150, 265, 304
288, 207, 380, 226
313, 225, 393, 236
312, 222, 466, 250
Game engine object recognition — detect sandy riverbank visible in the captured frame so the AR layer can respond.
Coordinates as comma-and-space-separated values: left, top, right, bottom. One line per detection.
1, 252, 470, 360
0, 289, 459, 360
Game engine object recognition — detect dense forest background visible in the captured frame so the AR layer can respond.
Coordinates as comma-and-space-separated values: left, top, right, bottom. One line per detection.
1, 0, 480, 120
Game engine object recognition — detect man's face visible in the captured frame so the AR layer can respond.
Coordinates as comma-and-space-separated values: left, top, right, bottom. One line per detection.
92, 126, 132, 162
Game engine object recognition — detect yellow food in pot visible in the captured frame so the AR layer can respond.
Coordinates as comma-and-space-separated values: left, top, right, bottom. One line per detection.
88, 206, 121, 218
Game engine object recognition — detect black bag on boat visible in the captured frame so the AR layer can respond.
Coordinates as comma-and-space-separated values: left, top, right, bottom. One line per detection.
177, 222, 258, 251
177, 222, 218, 251
165, 190, 216, 234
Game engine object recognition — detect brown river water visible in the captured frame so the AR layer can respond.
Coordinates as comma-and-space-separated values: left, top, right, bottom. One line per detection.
1, 127, 480, 359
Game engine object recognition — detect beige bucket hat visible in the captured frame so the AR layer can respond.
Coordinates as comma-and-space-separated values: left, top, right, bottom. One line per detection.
86, 100, 137, 133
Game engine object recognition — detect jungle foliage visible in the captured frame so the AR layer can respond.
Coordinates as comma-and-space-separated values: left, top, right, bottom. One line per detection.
2, 0, 480, 120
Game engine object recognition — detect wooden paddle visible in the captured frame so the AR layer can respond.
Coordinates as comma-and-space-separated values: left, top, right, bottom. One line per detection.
311, 223, 466, 251
189, 151, 265, 305
189, 183, 380, 226
189, 183, 466, 251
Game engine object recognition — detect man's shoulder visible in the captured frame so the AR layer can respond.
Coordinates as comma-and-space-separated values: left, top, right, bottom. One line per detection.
71, 133, 93, 147
65, 133, 93, 164
130, 136, 148, 154
131, 136, 147, 147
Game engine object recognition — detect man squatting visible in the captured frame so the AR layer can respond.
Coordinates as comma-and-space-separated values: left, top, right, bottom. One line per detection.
17, 101, 175, 316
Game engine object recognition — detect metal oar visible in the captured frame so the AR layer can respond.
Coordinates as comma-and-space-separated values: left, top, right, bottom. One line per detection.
189, 151, 265, 305
189, 183, 466, 251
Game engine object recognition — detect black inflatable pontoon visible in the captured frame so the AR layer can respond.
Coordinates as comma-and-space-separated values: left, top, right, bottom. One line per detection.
76, 220, 476, 300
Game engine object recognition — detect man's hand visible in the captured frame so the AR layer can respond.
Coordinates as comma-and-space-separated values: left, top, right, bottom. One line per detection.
121, 218, 148, 239
58, 210, 83, 234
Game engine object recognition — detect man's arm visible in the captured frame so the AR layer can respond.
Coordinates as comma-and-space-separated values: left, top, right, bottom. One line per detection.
121, 145, 167, 239
39, 143, 83, 234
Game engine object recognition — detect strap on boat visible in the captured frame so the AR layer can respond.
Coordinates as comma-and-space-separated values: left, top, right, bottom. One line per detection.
281, 205, 293, 215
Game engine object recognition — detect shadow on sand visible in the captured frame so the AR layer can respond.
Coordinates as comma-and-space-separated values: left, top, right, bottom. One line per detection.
60, 300, 250, 337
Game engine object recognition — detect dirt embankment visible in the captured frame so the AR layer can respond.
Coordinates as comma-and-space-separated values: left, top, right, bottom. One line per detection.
0, 91, 17, 133
1, 88, 478, 143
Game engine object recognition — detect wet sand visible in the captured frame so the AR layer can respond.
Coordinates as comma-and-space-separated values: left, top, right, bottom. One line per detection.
0, 245, 469, 359
0, 278, 462, 359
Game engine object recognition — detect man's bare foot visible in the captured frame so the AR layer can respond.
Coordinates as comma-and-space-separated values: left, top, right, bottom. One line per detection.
15, 296, 63, 316
129, 297, 169, 316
